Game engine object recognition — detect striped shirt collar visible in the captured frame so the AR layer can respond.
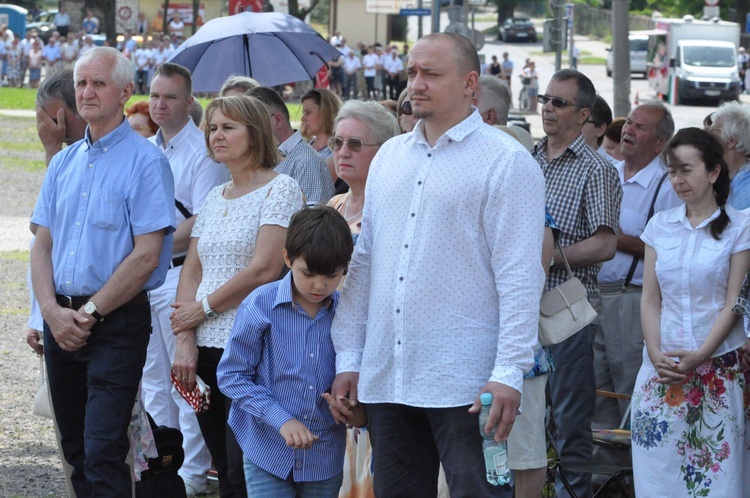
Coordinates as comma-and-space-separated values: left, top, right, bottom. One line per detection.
273, 270, 337, 313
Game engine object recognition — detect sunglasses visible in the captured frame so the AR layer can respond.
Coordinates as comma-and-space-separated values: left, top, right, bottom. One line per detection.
400, 100, 412, 116
328, 136, 382, 153
537, 95, 577, 108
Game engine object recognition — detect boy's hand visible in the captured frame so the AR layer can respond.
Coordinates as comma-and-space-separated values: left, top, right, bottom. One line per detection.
322, 393, 368, 428
329, 372, 359, 424
280, 419, 319, 449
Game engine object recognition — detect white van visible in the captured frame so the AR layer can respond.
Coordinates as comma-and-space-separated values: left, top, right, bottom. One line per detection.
606, 35, 649, 78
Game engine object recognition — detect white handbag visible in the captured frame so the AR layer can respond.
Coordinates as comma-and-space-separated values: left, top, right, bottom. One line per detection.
538, 244, 597, 346
33, 354, 54, 419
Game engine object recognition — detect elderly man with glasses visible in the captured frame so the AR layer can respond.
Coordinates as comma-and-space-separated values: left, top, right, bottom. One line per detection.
530, 69, 622, 498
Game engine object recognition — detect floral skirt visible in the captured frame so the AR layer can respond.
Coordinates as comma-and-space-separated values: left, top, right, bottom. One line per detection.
631, 350, 749, 497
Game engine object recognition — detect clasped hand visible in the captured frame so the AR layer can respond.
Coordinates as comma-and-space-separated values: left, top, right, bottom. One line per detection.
170, 300, 205, 335
652, 349, 707, 385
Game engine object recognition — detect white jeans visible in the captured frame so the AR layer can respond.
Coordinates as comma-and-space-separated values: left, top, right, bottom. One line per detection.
142, 267, 212, 482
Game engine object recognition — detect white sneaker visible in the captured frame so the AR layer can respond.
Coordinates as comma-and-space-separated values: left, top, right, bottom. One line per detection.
182, 475, 208, 497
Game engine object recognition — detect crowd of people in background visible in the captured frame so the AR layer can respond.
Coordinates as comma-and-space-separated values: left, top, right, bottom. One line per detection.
17, 9, 750, 497
0, 8, 189, 90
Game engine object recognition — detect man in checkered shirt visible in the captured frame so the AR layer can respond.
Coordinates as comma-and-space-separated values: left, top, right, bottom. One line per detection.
530, 69, 622, 498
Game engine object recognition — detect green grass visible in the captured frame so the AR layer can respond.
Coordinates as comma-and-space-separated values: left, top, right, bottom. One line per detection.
0, 88, 38, 110
1, 250, 30, 262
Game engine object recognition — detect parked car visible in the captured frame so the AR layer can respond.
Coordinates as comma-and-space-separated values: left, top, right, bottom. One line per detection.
499, 17, 538, 43
606, 34, 649, 78
26, 9, 57, 43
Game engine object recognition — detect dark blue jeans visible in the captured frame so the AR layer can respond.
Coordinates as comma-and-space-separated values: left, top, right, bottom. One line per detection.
44, 299, 151, 498
364, 403, 513, 498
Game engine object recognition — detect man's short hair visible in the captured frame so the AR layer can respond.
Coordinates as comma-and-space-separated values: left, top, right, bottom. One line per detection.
711, 100, 750, 155
153, 62, 192, 96
590, 95, 613, 146
204, 95, 281, 169
477, 75, 511, 124
420, 33, 480, 76
219, 75, 260, 96
36, 68, 77, 114
285, 206, 354, 275
633, 99, 675, 141
549, 69, 596, 111
246, 86, 290, 122
75, 47, 134, 89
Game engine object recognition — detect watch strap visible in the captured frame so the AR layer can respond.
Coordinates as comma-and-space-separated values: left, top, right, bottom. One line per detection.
202, 296, 215, 317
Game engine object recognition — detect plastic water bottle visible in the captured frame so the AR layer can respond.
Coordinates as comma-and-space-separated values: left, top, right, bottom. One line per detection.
478, 392, 511, 486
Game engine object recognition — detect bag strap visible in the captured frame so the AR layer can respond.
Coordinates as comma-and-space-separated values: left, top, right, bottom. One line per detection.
175, 199, 192, 220
623, 171, 669, 289
557, 242, 575, 280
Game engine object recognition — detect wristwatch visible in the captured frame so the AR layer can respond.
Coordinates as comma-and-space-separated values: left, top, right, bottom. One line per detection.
202, 296, 216, 318
84, 301, 104, 322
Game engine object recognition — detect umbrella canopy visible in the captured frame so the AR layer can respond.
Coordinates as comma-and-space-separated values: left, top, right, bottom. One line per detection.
167, 11, 341, 93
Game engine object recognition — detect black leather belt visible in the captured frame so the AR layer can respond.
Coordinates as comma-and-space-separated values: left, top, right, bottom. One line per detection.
55, 290, 149, 310
170, 255, 186, 268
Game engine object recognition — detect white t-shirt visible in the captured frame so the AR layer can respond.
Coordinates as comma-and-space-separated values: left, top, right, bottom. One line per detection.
641, 204, 750, 360
362, 53, 378, 77
193, 174, 304, 349
343, 55, 361, 74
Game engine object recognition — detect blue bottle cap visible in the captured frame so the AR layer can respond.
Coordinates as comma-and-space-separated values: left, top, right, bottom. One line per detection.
480, 392, 492, 405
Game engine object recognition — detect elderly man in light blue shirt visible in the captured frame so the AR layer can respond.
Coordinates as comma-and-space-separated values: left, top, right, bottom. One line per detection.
30, 47, 175, 498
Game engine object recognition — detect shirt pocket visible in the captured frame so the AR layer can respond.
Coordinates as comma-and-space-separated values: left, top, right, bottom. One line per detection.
88, 189, 126, 231
653, 236, 682, 272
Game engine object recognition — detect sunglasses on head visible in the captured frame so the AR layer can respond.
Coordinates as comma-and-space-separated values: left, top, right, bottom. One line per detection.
400, 100, 412, 116
328, 136, 381, 153
538, 95, 577, 108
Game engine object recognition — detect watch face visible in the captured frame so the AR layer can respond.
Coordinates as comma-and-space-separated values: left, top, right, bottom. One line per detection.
84, 302, 96, 314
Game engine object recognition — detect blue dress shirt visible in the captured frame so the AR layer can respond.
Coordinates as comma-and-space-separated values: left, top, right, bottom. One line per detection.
217, 271, 345, 482
31, 118, 176, 295
728, 164, 750, 210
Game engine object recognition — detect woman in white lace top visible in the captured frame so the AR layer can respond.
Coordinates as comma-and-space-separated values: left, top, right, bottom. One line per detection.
171, 95, 304, 496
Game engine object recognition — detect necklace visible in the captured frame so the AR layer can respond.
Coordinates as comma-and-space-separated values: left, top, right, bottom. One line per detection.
343, 195, 363, 223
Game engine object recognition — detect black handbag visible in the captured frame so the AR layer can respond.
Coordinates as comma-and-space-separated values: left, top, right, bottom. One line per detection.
134, 413, 187, 498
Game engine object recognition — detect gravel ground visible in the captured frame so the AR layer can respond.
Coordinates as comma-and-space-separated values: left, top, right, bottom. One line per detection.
0, 115, 66, 498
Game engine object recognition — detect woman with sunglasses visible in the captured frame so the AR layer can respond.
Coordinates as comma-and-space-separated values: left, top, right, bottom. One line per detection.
327, 100, 400, 243
397, 88, 418, 133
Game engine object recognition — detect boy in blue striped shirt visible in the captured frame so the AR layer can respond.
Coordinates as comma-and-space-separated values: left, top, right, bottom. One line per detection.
217, 206, 354, 496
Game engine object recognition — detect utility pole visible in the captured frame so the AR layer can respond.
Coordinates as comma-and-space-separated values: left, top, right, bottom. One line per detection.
612, 0, 631, 117
555, 0, 564, 72
431, 1, 440, 37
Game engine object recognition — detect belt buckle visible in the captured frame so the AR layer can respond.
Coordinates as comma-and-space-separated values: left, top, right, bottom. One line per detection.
60, 294, 73, 308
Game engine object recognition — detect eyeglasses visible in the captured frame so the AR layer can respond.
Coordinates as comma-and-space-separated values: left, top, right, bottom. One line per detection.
400, 100, 412, 116
538, 95, 577, 108
328, 136, 382, 152
585, 119, 597, 126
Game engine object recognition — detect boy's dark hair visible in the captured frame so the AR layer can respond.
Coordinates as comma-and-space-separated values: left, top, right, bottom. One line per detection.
285, 206, 354, 275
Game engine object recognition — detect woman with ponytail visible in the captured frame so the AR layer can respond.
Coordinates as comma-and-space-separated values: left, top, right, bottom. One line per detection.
631, 127, 750, 496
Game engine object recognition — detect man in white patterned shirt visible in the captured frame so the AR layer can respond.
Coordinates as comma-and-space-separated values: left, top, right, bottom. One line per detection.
329, 33, 546, 497
531, 69, 622, 498
248, 86, 334, 206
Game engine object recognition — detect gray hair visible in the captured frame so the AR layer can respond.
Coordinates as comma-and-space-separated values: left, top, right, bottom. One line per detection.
633, 99, 675, 141
220, 75, 260, 96
477, 75, 511, 124
550, 69, 596, 111
36, 68, 77, 114
74, 47, 134, 89
712, 101, 750, 155
334, 100, 400, 145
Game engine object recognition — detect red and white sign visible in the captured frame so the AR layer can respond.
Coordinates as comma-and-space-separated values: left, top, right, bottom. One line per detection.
229, 0, 264, 14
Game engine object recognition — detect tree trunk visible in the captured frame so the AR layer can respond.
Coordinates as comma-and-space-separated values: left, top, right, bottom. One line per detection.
287, 0, 322, 21
100, 0, 117, 45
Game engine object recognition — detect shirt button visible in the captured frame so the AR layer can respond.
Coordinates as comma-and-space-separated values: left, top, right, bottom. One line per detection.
310, 353, 314, 358
66, 280, 71, 285
397, 340, 401, 345
103, 147, 108, 152
411, 213, 415, 217
427, 153, 432, 157
396, 309, 400, 313
308, 385, 314, 390
88, 163, 93, 168
295, 459, 303, 470
303, 415, 309, 419
69, 251, 74, 256
76, 222, 81, 227
82, 192, 87, 197
399, 277, 403, 281
418, 181, 422, 185
404, 244, 408, 248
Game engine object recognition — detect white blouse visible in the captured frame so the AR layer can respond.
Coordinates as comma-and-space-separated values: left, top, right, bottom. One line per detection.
641, 204, 750, 360
192, 174, 304, 349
